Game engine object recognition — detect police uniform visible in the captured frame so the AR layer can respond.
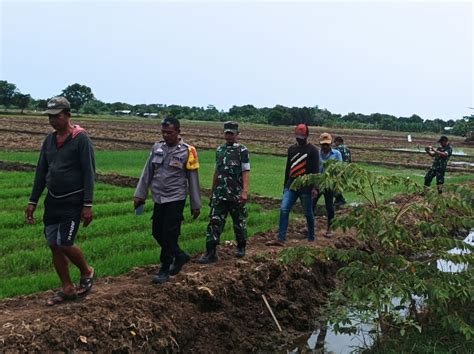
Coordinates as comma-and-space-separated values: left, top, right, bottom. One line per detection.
424, 144, 453, 187
135, 138, 201, 271
200, 122, 250, 262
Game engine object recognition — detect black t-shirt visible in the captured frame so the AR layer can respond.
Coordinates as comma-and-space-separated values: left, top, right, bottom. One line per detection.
284, 143, 320, 191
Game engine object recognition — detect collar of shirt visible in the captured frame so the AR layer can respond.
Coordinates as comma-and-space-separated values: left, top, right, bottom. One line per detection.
320, 148, 338, 160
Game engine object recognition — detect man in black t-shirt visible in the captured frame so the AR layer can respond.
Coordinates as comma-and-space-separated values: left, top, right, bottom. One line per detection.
266, 124, 319, 246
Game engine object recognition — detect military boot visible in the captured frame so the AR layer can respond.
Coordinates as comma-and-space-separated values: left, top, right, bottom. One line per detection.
235, 245, 246, 258
198, 244, 218, 264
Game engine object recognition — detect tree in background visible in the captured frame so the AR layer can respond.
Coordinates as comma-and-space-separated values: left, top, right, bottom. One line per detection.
13, 93, 31, 114
0, 80, 18, 109
61, 83, 95, 112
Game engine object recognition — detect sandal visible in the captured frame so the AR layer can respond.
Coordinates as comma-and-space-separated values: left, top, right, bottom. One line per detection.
77, 268, 96, 297
324, 231, 334, 238
46, 291, 77, 306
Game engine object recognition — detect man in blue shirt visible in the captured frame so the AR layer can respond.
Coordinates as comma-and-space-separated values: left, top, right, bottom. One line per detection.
313, 133, 342, 238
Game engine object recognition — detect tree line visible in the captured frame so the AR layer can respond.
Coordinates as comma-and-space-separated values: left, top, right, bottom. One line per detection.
0, 80, 472, 136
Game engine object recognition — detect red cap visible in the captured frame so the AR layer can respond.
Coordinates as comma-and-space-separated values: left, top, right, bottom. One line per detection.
295, 124, 308, 139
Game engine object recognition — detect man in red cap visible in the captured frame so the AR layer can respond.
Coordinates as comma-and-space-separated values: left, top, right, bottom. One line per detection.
266, 124, 319, 246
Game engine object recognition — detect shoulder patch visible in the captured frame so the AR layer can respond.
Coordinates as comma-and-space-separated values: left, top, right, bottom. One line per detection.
186, 146, 200, 170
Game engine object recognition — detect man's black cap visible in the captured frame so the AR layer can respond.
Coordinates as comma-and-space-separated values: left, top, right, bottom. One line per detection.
438, 135, 448, 143
224, 121, 239, 134
162, 116, 180, 129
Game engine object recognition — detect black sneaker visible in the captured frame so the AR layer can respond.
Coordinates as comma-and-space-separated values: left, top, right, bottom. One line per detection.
235, 246, 246, 258
152, 270, 170, 284
169, 253, 191, 276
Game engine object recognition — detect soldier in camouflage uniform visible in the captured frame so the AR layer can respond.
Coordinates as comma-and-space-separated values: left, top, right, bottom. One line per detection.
333, 136, 351, 208
424, 135, 452, 194
198, 121, 250, 263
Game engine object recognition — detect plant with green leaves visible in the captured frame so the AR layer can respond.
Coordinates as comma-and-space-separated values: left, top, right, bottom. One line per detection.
282, 160, 474, 343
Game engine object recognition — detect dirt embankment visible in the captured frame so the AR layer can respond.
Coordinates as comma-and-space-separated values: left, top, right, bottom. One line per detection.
0, 224, 358, 352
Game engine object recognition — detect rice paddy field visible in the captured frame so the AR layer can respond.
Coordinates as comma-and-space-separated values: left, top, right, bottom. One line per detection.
0, 114, 473, 299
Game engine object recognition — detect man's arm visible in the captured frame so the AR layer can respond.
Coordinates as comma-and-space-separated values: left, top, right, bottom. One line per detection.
78, 135, 96, 228
283, 147, 291, 190
187, 169, 201, 218
240, 170, 249, 204
134, 149, 154, 208
26, 137, 49, 224
29, 137, 49, 205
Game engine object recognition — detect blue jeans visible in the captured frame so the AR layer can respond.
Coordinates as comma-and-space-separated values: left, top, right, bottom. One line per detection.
278, 188, 315, 241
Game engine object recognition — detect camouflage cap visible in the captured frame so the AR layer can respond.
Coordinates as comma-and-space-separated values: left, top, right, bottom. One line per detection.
43, 96, 71, 115
224, 121, 239, 134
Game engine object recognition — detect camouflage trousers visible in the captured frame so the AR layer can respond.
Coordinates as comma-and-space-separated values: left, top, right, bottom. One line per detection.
206, 199, 248, 248
424, 168, 446, 186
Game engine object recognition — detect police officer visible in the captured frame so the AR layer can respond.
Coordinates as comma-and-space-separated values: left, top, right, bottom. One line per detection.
134, 117, 201, 284
198, 121, 250, 263
424, 135, 452, 194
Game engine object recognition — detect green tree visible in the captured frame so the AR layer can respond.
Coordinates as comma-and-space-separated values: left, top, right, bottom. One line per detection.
61, 83, 95, 112
81, 99, 107, 115
284, 161, 474, 343
13, 93, 31, 114
0, 80, 18, 109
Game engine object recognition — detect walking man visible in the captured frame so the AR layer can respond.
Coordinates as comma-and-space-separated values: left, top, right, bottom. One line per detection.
424, 135, 452, 194
313, 133, 342, 238
134, 117, 201, 284
198, 121, 250, 263
333, 136, 351, 208
266, 124, 319, 246
25, 96, 96, 305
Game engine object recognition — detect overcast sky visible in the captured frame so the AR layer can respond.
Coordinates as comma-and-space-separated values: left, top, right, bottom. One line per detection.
1, 0, 472, 120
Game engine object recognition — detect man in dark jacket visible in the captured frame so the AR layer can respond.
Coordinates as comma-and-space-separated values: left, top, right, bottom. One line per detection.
266, 124, 319, 246
25, 96, 96, 306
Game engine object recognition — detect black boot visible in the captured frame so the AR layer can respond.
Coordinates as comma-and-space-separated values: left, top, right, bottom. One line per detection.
198, 244, 218, 264
152, 267, 170, 284
169, 252, 191, 276
235, 245, 246, 258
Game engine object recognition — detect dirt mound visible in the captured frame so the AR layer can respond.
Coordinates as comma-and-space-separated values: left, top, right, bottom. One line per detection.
0, 224, 358, 352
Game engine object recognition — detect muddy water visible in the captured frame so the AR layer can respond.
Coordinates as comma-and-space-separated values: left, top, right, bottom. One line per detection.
290, 230, 474, 353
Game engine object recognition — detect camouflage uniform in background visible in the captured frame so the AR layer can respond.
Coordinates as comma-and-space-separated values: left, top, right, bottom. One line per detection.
336, 144, 352, 163
206, 142, 250, 248
424, 144, 453, 186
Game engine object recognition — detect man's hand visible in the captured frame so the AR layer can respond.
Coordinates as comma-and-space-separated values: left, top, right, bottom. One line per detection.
25, 204, 36, 224
134, 197, 145, 210
239, 190, 249, 204
81, 206, 93, 227
191, 209, 200, 219
311, 188, 319, 199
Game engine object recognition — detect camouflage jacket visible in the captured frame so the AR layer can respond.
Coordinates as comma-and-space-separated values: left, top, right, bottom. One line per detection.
431, 145, 452, 171
336, 144, 352, 163
212, 143, 250, 202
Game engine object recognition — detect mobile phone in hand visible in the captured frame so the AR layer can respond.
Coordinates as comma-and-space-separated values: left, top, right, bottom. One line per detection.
135, 204, 144, 215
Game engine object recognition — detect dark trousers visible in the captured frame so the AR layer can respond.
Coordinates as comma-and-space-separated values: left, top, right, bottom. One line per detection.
424, 168, 445, 186
334, 192, 346, 205
152, 200, 185, 270
313, 189, 335, 230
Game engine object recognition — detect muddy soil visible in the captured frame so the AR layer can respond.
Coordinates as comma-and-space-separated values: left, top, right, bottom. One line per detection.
0, 221, 358, 352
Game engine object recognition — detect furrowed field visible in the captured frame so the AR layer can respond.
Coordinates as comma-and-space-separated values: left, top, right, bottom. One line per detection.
0, 114, 473, 352
0, 115, 473, 299
0, 170, 282, 298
